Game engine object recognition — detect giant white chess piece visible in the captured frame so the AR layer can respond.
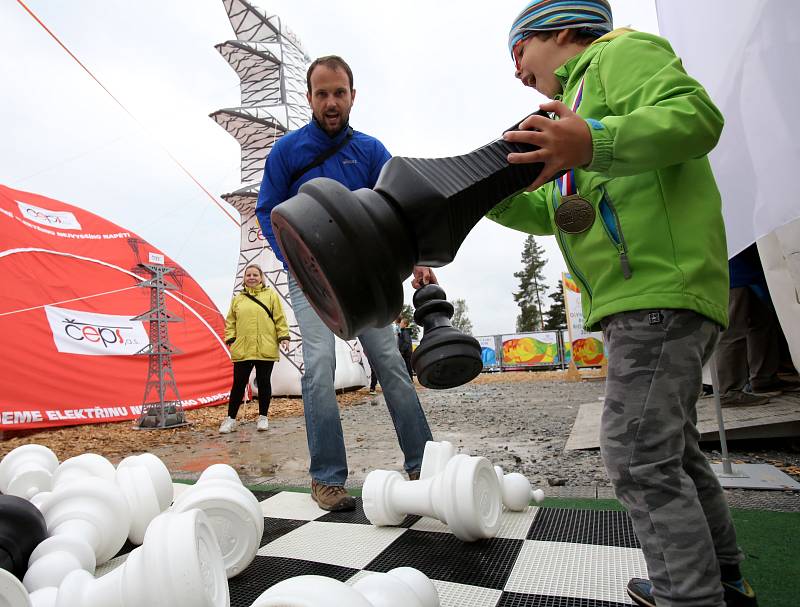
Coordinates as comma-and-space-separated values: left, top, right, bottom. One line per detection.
363, 453, 502, 542
251, 566, 439, 607
52, 454, 116, 488
115, 454, 173, 544
0, 445, 59, 500
24, 509, 229, 607
171, 464, 263, 578
23, 477, 130, 592
0, 568, 32, 607
419, 441, 545, 511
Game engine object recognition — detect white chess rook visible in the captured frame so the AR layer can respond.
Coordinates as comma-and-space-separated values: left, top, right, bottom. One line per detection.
362, 454, 502, 542
23, 477, 130, 592
171, 463, 263, 578
251, 566, 439, 607
115, 454, 173, 545
0, 445, 59, 500
24, 510, 229, 607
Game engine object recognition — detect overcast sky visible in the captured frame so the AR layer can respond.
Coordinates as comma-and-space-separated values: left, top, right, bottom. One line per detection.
0, 0, 659, 336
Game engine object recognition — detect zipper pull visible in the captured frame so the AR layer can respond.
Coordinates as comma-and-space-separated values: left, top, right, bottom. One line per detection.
619, 252, 632, 280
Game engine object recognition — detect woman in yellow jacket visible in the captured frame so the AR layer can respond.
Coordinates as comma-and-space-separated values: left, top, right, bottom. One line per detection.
219, 264, 290, 433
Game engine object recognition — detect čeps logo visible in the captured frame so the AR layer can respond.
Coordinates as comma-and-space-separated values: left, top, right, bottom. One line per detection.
44, 306, 149, 356
16, 200, 82, 230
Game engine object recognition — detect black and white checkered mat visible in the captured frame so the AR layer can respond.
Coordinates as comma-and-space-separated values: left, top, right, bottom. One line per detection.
99, 485, 647, 606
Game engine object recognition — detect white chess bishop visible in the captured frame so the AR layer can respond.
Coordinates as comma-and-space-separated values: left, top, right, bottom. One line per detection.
251, 567, 439, 607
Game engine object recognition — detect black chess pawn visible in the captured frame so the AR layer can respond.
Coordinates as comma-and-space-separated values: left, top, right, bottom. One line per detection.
412, 284, 483, 389
0, 494, 47, 580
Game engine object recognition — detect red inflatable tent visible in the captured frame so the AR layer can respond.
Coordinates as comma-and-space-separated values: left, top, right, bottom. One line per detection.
0, 185, 232, 430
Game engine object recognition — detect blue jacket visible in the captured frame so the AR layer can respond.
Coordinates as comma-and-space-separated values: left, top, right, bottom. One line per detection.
255, 119, 391, 265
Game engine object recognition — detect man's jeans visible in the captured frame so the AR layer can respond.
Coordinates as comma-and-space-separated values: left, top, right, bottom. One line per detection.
288, 276, 433, 486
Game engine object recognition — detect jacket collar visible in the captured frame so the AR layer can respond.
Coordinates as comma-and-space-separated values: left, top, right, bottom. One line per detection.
554, 28, 635, 96
309, 117, 352, 145
244, 284, 266, 296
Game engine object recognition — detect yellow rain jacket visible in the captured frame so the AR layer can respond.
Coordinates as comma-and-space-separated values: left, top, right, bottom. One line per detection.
224, 285, 289, 362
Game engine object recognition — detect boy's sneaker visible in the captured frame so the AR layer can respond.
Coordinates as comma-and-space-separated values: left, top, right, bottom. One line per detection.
627, 577, 758, 607
311, 480, 356, 511
256, 415, 269, 431
723, 579, 758, 606
626, 578, 656, 607
218, 417, 237, 434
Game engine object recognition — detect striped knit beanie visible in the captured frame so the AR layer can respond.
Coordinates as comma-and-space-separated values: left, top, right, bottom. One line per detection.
509, 0, 613, 57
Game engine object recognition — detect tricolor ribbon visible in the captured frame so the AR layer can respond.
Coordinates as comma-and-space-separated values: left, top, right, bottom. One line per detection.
558, 77, 586, 198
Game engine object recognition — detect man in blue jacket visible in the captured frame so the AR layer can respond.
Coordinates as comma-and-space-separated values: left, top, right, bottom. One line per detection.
255, 55, 434, 511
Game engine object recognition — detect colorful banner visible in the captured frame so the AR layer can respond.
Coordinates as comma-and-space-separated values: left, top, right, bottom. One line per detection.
562, 273, 606, 367
475, 335, 499, 368
501, 332, 559, 367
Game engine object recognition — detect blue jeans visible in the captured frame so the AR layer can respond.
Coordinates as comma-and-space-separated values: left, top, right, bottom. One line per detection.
288, 276, 433, 486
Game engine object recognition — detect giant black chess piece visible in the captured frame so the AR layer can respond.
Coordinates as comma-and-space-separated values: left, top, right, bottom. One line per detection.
0, 494, 47, 580
411, 284, 483, 389
272, 113, 551, 388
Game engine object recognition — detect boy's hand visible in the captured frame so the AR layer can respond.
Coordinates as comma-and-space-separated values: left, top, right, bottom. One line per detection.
411, 266, 438, 289
503, 100, 594, 191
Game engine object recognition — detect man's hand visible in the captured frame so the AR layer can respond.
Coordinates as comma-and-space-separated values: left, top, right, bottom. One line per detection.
411, 266, 438, 289
503, 100, 593, 192
280, 340, 290, 352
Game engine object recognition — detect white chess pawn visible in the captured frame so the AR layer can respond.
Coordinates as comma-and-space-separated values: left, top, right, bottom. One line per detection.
171, 463, 263, 578
251, 567, 439, 607
115, 454, 173, 545
494, 466, 545, 511
52, 454, 116, 488
0, 568, 32, 607
0, 445, 59, 500
23, 509, 229, 607
23, 477, 130, 592
363, 454, 502, 542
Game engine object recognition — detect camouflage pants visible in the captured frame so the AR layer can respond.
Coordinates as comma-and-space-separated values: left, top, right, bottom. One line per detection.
600, 310, 743, 607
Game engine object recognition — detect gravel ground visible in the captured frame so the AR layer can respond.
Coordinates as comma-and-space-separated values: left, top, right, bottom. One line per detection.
5, 371, 799, 510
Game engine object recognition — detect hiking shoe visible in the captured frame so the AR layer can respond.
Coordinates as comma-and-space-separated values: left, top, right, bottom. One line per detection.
218, 417, 237, 433
256, 415, 269, 431
407, 469, 420, 481
626, 578, 655, 607
751, 378, 800, 395
723, 579, 758, 606
311, 480, 356, 511
719, 391, 770, 408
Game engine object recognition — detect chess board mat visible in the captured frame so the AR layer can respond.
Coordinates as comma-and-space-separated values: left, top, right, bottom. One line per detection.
98, 484, 648, 606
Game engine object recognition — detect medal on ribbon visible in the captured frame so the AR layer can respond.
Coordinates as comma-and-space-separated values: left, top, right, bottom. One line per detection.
554, 77, 595, 235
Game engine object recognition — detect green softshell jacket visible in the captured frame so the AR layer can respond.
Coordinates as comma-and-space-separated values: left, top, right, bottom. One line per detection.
488, 29, 729, 330
224, 285, 290, 362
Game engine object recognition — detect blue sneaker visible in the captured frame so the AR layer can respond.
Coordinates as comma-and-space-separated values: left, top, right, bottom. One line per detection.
626, 578, 655, 607
627, 577, 758, 607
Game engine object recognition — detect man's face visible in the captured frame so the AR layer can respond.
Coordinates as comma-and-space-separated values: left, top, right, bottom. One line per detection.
513, 33, 565, 99
307, 65, 356, 136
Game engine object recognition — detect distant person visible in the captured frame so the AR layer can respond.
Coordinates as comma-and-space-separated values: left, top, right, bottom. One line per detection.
397, 318, 413, 380
254, 55, 434, 511
489, 1, 757, 605
219, 265, 289, 434
715, 243, 800, 407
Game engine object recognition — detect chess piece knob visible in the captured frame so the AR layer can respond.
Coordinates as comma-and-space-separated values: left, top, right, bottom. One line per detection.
0, 445, 59, 500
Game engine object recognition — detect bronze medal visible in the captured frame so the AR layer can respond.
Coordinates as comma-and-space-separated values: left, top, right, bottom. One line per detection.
555, 194, 595, 234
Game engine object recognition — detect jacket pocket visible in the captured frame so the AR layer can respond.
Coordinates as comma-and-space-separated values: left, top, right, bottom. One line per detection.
598, 187, 632, 280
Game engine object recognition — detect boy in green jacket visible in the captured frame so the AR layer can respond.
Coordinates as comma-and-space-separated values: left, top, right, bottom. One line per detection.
490, 2, 757, 606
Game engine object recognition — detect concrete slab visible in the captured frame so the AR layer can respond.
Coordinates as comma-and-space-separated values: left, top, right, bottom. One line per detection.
566, 394, 800, 451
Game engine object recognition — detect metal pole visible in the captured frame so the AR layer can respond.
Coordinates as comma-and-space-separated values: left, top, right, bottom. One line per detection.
708, 352, 734, 475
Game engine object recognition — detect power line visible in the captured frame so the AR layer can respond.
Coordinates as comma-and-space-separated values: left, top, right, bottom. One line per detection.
15, 0, 240, 226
